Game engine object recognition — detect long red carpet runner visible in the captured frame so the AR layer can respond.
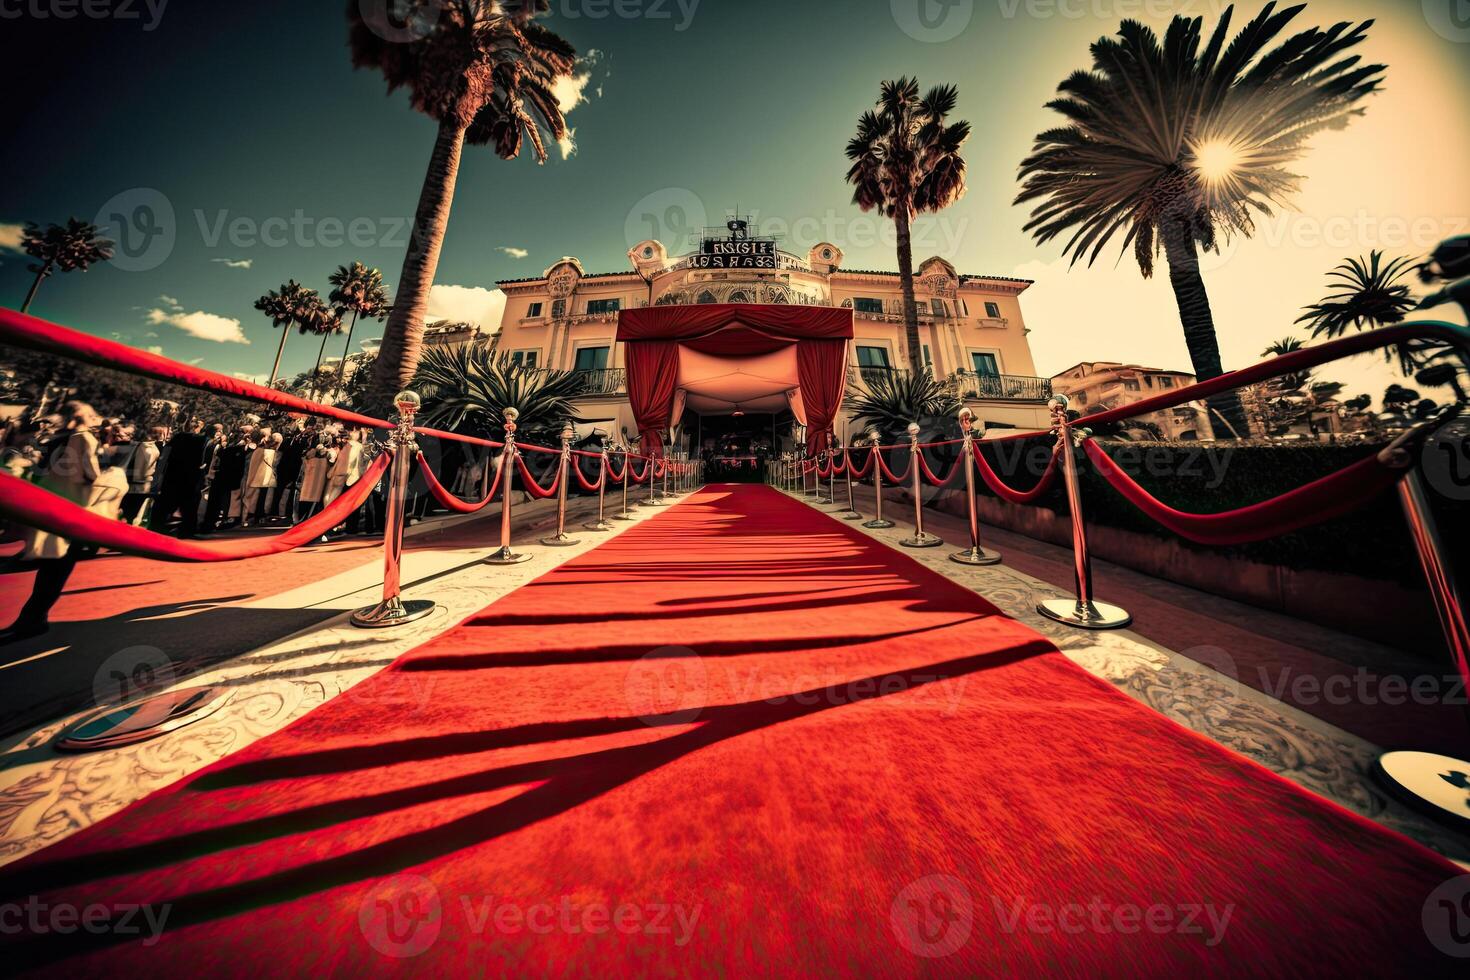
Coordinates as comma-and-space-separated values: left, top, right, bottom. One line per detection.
0, 485, 1461, 974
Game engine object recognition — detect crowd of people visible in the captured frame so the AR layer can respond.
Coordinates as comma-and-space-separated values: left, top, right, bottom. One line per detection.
0, 403, 463, 642
1, 407, 390, 540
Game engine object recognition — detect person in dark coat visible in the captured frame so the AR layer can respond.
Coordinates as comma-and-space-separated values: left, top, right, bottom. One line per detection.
205, 427, 251, 531
149, 418, 208, 537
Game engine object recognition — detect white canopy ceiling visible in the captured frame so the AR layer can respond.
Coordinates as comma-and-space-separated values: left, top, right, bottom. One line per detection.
675, 344, 806, 421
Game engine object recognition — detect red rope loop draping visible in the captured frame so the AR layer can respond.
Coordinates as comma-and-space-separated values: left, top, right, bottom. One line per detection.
875, 448, 912, 484
514, 454, 562, 499
518, 441, 560, 456
607, 456, 628, 483
816, 457, 833, 479
829, 452, 846, 476
973, 442, 1061, 504
846, 448, 873, 480
917, 450, 962, 488
416, 450, 502, 513
572, 456, 605, 492
1081, 440, 1404, 546
0, 452, 389, 561
628, 458, 650, 484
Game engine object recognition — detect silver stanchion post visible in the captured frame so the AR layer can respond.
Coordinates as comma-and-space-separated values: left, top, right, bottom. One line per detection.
1372, 416, 1470, 829
584, 446, 614, 530
862, 430, 895, 530
352, 390, 436, 628
612, 444, 637, 521
950, 407, 1002, 566
1035, 394, 1130, 628
826, 435, 839, 506
646, 442, 669, 505
540, 424, 580, 547
900, 421, 943, 548
484, 406, 532, 565
837, 437, 862, 520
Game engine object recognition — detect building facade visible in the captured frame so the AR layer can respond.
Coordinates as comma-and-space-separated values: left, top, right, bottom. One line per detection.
1050, 361, 1214, 441
466, 233, 1053, 445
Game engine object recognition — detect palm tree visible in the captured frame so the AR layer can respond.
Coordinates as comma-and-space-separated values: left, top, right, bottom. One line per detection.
849, 368, 961, 440
348, 0, 577, 404
1296, 250, 1419, 374
1261, 335, 1311, 392
298, 295, 344, 397
412, 343, 587, 447
1016, 3, 1384, 437
845, 77, 970, 374
254, 280, 315, 386
327, 261, 390, 393
19, 218, 114, 313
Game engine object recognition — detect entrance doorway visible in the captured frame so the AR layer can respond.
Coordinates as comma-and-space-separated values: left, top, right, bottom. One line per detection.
696, 412, 779, 482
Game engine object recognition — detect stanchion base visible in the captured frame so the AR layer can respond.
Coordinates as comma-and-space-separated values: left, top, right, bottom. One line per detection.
484, 547, 533, 565
1036, 597, 1132, 630
351, 597, 437, 629
814, 495, 834, 504
583, 519, 615, 531
950, 546, 1002, 566
539, 532, 580, 547
1373, 750, 1470, 832
900, 532, 944, 548
55, 685, 233, 752
862, 518, 896, 529
611, 513, 638, 521
839, 511, 864, 521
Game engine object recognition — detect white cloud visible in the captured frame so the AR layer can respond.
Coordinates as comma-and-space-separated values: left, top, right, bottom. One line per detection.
232, 371, 261, 383
426, 284, 506, 328
558, 128, 577, 160
146, 345, 164, 355
212, 258, 253, 269
497, 246, 529, 259
554, 72, 593, 114
158, 294, 182, 310
146, 307, 249, 344
0, 223, 23, 252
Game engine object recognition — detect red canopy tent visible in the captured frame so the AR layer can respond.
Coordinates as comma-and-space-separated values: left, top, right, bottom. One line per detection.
615, 304, 854, 456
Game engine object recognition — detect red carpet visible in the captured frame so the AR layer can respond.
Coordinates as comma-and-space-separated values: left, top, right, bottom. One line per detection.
0, 484, 1462, 975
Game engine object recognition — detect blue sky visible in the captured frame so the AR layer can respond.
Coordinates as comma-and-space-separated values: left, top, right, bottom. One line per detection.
2, 0, 1467, 398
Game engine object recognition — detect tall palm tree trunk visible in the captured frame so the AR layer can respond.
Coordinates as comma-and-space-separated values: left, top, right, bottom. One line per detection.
311, 330, 331, 397
268, 324, 291, 387
20, 261, 52, 314
893, 206, 923, 375
373, 120, 466, 403
337, 309, 360, 393
1160, 220, 1246, 438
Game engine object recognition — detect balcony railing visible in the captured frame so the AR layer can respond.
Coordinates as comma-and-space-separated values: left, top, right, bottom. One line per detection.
941, 370, 1052, 401
844, 366, 1051, 402
570, 367, 626, 395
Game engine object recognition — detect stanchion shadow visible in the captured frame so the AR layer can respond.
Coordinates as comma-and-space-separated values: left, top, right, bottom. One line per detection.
0, 638, 1055, 969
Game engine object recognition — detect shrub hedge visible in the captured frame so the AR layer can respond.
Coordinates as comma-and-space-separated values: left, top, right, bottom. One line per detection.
907, 438, 1468, 582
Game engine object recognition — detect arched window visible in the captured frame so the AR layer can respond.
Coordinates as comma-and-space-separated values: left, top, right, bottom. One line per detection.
696, 290, 717, 305
767, 291, 787, 304
728, 290, 752, 304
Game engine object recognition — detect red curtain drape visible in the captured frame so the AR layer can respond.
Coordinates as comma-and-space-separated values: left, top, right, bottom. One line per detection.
624, 340, 680, 457
796, 338, 847, 455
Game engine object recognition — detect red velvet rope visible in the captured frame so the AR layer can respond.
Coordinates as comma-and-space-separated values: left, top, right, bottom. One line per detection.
846, 448, 873, 480
917, 450, 963, 488
514, 455, 562, 499
629, 458, 650, 484
1081, 440, 1404, 546
0, 453, 389, 561
607, 456, 627, 483
416, 450, 502, 514
875, 449, 912, 484
973, 442, 1061, 504
572, 456, 605, 492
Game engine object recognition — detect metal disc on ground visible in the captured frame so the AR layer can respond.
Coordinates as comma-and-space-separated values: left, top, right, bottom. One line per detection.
55, 685, 232, 753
